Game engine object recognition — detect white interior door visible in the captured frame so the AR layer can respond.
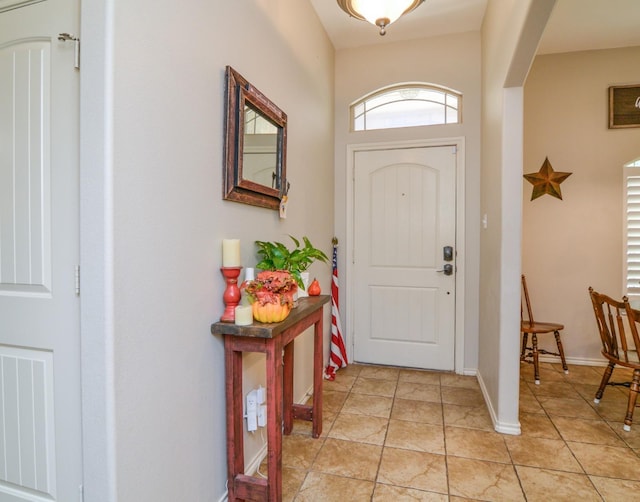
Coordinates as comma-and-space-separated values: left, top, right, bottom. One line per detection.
353, 146, 457, 370
0, 0, 82, 500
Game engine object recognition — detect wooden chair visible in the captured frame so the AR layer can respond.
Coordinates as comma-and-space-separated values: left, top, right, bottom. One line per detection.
588, 288, 640, 431
520, 274, 568, 384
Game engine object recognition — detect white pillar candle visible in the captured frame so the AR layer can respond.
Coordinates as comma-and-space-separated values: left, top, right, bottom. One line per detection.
235, 305, 253, 326
245, 267, 255, 282
222, 239, 241, 267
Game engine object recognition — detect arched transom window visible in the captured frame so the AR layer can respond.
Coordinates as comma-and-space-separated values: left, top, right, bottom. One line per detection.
351, 83, 462, 132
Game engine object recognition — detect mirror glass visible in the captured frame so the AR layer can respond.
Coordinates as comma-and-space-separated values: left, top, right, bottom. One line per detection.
224, 66, 287, 210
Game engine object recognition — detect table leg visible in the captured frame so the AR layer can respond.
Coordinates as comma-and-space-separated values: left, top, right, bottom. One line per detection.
224, 339, 244, 501
265, 336, 283, 501
283, 340, 294, 435
312, 317, 324, 439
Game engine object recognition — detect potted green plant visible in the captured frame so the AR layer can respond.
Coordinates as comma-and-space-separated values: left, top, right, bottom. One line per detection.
255, 235, 329, 292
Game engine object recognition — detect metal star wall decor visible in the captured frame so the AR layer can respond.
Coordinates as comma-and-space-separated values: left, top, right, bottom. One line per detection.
523, 157, 572, 201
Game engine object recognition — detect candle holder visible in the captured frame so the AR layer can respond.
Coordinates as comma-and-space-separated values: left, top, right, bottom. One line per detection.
220, 266, 243, 322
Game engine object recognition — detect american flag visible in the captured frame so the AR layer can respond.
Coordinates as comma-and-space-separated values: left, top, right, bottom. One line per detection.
324, 239, 348, 380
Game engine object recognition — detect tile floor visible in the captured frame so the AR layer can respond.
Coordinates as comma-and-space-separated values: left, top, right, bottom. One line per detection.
261, 361, 640, 501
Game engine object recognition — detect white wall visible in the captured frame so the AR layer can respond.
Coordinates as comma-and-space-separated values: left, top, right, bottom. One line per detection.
523, 46, 640, 363
478, 0, 555, 433
334, 31, 482, 373
81, 1, 334, 500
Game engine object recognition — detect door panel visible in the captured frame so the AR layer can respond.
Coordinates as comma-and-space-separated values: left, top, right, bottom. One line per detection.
0, 0, 81, 500
353, 146, 456, 370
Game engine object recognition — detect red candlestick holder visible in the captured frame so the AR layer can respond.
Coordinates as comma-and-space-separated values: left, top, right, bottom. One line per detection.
220, 266, 243, 322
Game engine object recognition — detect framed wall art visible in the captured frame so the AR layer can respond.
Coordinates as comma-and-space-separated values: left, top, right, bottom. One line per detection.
609, 84, 640, 129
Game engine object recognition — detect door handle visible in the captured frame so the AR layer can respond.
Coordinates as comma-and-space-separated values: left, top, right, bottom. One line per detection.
436, 264, 453, 276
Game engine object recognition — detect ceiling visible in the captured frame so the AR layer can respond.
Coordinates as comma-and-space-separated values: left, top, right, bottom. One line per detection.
310, 0, 640, 54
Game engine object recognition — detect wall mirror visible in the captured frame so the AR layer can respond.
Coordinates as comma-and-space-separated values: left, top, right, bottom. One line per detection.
223, 66, 287, 210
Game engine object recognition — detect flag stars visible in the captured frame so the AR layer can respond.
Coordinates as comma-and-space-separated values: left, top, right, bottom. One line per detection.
523, 157, 572, 201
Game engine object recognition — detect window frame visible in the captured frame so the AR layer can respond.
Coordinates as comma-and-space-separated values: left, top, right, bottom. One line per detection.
624, 159, 640, 298
350, 82, 462, 132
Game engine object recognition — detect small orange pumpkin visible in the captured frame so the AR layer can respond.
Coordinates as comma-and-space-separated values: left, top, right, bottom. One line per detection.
252, 301, 291, 323
308, 278, 321, 296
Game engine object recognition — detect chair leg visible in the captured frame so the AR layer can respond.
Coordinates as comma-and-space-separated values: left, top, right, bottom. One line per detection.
595, 362, 615, 403
624, 369, 640, 431
553, 330, 569, 374
532, 334, 540, 385
521, 332, 528, 360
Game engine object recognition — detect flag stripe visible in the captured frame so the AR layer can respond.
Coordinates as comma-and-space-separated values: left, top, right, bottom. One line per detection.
325, 243, 347, 381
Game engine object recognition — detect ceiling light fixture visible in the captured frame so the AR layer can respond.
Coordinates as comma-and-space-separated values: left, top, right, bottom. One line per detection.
337, 0, 425, 36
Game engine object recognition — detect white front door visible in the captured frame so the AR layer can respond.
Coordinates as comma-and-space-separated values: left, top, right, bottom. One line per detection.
353, 145, 457, 370
0, 0, 82, 500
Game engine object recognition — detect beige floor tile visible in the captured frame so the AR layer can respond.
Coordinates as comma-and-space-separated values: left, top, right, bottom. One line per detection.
337, 364, 363, 377
323, 374, 356, 392
440, 373, 480, 389
572, 383, 601, 401
589, 475, 640, 501
385, 419, 445, 454
519, 392, 544, 414
445, 426, 511, 463
518, 412, 561, 439
358, 365, 400, 381
291, 411, 334, 438
296, 471, 374, 502
328, 412, 388, 445
608, 420, 640, 448
529, 380, 579, 399
341, 393, 393, 418
441, 386, 485, 407
351, 376, 397, 397
312, 438, 382, 481
399, 369, 442, 385
281, 467, 307, 502
443, 404, 493, 431
322, 390, 348, 414
504, 436, 583, 472
377, 447, 448, 494
391, 398, 443, 425
396, 381, 442, 403
567, 441, 640, 480
372, 483, 448, 501
537, 396, 601, 419
591, 394, 635, 422
447, 456, 525, 501
557, 364, 606, 385
516, 465, 602, 501
521, 362, 567, 384
282, 434, 324, 469
551, 415, 625, 446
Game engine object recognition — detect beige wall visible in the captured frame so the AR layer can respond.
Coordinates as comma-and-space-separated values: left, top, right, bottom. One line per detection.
334, 31, 482, 373
523, 46, 640, 362
81, 1, 334, 500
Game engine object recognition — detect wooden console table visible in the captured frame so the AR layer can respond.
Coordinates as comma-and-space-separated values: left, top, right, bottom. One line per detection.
211, 295, 329, 501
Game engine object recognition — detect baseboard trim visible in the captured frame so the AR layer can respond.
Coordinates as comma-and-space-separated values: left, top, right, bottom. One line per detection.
537, 355, 607, 367
476, 369, 521, 436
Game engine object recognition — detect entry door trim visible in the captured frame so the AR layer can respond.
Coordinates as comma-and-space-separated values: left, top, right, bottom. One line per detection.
346, 137, 466, 373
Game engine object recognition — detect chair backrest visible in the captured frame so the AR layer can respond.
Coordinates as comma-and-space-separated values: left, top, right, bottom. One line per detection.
588, 287, 640, 365
521, 274, 535, 326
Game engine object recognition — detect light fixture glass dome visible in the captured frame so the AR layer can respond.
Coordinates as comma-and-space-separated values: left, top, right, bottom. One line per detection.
337, 0, 424, 35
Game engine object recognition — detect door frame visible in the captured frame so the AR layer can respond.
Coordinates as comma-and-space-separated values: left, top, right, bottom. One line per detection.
346, 137, 466, 373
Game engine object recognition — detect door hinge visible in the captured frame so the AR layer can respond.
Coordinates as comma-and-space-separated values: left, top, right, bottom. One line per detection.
75, 265, 80, 296
452, 145, 457, 154
58, 33, 80, 69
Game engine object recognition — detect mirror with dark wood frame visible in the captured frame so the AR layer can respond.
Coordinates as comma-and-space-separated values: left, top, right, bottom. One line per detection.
223, 66, 287, 210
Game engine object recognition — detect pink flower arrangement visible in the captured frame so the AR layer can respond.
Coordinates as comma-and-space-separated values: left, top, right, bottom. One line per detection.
242, 270, 298, 307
